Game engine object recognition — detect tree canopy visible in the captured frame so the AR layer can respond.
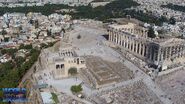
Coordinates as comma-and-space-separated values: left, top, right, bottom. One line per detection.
169, 17, 176, 25
161, 3, 185, 13
0, 41, 56, 88
148, 27, 156, 38
68, 67, 77, 75
71, 84, 83, 93
19, 44, 33, 50
1, 48, 17, 56
0, 4, 70, 16
77, 35, 81, 39
0, 48, 40, 88
0, 0, 170, 25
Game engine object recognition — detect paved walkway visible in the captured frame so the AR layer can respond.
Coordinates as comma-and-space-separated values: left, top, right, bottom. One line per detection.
158, 66, 184, 76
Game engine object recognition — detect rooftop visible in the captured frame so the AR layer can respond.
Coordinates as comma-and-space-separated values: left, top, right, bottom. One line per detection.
153, 38, 185, 46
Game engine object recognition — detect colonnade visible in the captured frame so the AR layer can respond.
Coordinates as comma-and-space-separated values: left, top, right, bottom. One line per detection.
108, 29, 147, 57
121, 28, 148, 38
108, 25, 185, 70
108, 28, 185, 63
159, 45, 185, 61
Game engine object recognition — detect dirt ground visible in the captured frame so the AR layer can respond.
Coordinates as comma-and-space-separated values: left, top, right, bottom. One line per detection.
83, 56, 134, 88
156, 69, 185, 104
91, 81, 163, 104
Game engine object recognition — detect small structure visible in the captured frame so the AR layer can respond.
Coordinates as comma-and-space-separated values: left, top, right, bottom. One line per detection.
0, 54, 12, 63
15, 49, 29, 58
53, 47, 86, 79
91, 1, 110, 8
40, 92, 55, 104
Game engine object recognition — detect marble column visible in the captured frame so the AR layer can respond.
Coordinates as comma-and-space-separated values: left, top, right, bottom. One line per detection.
113, 32, 115, 43
157, 47, 161, 62
120, 35, 123, 46
175, 46, 178, 58
151, 47, 155, 61
139, 43, 142, 55
136, 42, 139, 54
108, 30, 112, 41
110, 31, 113, 42
173, 47, 177, 59
126, 36, 129, 49
124, 35, 126, 48
180, 46, 183, 57
118, 33, 121, 45
182, 46, 184, 57
135, 42, 138, 54
115, 32, 117, 43
133, 40, 136, 52
169, 47, 172, 60
172, 47, 175, 59
116, 32, 119, 44
128, 38, 130, 50
165, 47, 168, 60
111, 31, 113, 42
142, 44, 145, 56
119, 34, 122, 45
178, 46, 181, 58
129, 39, 132, 51
115, 32, 118, 44
149, 47, 153, 60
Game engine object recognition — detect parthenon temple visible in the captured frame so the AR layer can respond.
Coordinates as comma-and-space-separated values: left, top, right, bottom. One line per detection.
107, 22, 185, 71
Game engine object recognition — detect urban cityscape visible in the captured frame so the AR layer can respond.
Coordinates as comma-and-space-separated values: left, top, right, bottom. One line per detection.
0, 0, 185, 104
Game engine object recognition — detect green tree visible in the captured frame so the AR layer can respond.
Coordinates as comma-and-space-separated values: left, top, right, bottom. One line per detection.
19, 44, 33, 49
24, 44, 33, 49
0, 45, 41, 88
1, 28, 7, 36
77, 35, 81, 39
19, 44, 24, 49
169, 17, 176, 25
1, 49, 7, 54
161, 3, 185, 13
148, 27, 156, 38
47, 29, 52, 36
15, 56, 26, 67
68, 67, 77, 75
40, 43, 48, 49
29, 19, 34, 24
51, 93, 59, 103
35, 20, 39, 28
1, 48, 17, 56
70, 84, 83, 93
4, 37, 9, 42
